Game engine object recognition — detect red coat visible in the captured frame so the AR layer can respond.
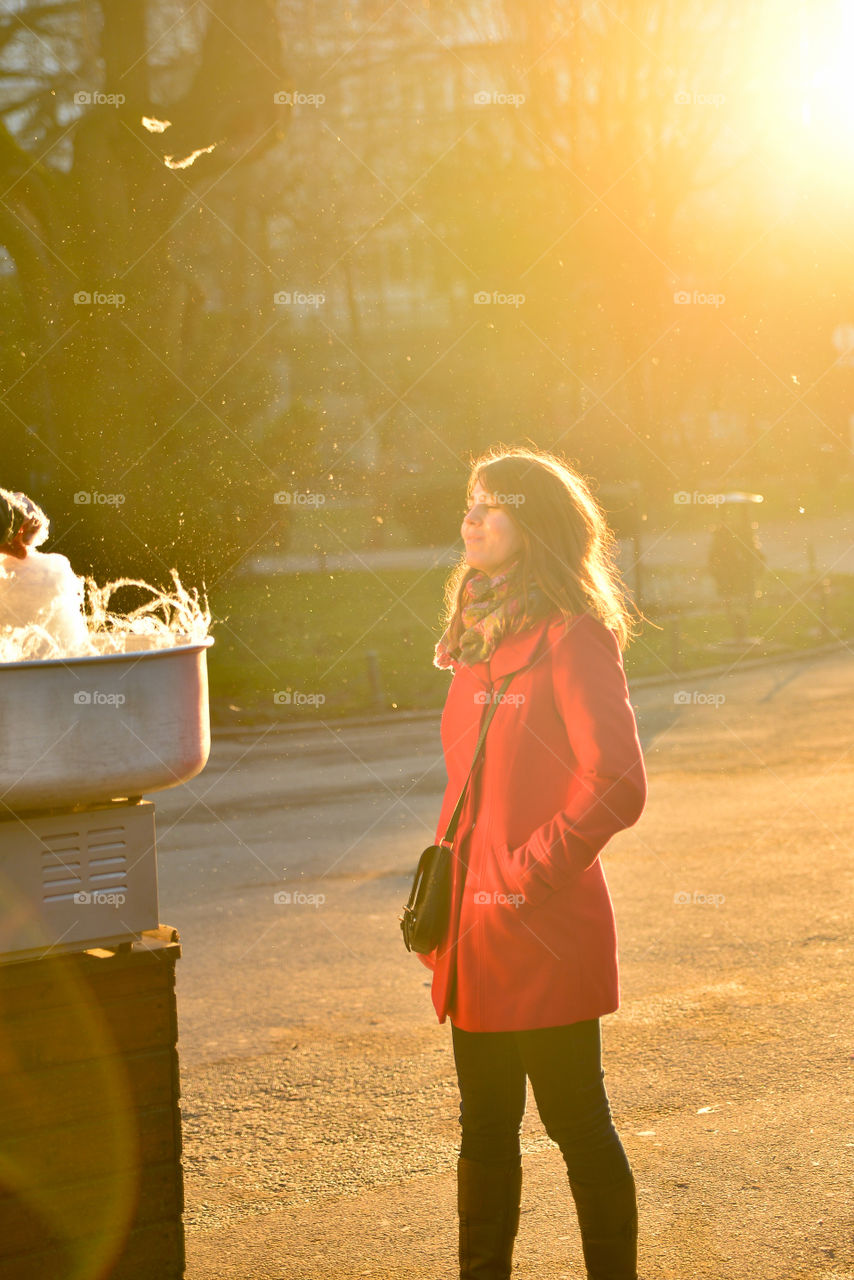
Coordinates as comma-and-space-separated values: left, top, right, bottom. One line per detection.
418, 612, 647, 1032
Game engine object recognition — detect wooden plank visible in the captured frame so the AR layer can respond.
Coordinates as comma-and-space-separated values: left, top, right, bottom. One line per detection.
0, 1219, 184, 1280
0, 1103, 179, 1194
0, 1046, 178, 1135
0, 944, 180, 1016
0, 990, 178, 1069
0, 1159, 182, 1255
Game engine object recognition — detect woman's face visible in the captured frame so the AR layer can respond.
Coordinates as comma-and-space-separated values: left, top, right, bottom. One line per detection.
461, 479, 523, 574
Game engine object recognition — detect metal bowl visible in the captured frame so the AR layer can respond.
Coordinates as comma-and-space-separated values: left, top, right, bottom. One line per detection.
0, 636, 213, 813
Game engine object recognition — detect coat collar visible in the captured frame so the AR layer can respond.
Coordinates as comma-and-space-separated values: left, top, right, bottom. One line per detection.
448, 616, 558, 686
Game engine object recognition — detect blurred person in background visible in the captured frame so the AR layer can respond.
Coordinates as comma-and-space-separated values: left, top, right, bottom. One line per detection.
708, 500, 766, 643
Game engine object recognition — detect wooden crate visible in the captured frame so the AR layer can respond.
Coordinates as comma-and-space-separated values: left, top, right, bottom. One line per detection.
0, 926, 185, 1279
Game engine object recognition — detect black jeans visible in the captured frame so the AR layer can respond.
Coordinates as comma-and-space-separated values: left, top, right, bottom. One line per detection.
451, 1017, 633, 1190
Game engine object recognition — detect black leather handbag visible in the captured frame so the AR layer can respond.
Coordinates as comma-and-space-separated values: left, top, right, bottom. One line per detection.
400, 672, 514, 954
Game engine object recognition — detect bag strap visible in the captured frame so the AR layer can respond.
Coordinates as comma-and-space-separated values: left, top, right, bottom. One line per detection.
439, 671, 514, 849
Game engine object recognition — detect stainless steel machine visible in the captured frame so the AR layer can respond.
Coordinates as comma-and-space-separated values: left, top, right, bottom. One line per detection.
0, 636, 213, 961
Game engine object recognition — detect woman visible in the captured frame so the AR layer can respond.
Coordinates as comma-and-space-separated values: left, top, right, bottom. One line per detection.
419, 446, 647, 1280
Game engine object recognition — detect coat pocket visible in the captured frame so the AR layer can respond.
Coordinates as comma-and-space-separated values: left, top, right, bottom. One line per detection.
491, 840, 557, 915
475, 841, 532, 914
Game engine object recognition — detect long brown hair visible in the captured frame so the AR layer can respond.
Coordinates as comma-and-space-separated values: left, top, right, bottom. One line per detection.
438, 446, 640, 651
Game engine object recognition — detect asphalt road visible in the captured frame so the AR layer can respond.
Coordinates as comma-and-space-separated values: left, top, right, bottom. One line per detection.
152, 647, 854, 1280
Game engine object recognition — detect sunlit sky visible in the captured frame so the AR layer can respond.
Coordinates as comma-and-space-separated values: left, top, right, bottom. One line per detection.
769, 1, 854, 140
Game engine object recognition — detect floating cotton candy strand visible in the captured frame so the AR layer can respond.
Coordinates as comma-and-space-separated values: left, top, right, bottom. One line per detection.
83, 570, 211, 653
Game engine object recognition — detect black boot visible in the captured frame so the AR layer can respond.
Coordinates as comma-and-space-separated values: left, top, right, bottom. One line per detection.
457, 1156, 522, 1279
569, 1171, 638, 1280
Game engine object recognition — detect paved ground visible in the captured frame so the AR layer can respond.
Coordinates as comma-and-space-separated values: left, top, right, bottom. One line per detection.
151, 645, 854, 1279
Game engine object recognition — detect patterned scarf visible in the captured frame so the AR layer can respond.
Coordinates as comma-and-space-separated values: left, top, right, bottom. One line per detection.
433, 552, 549, 669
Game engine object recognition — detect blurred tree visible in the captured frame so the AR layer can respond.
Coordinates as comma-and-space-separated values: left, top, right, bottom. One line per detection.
414, 1, 766, 499
4, 0, 851, 582
0, 0, 299, 581
270, 0, 770, 529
